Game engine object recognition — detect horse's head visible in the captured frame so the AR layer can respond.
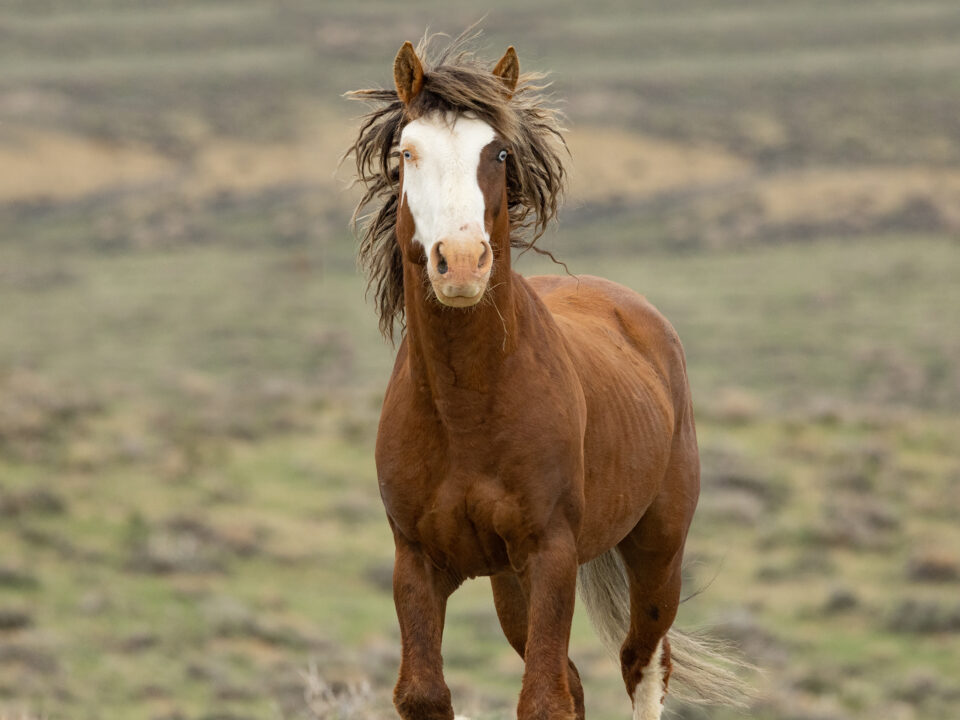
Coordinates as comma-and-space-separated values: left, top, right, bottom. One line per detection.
346, 34, 565, 339
393, 42, 519, 308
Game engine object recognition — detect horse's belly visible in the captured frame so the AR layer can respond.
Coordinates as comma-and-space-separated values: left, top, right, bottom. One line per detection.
577, 382, 676, 561
577, 457, 670, 562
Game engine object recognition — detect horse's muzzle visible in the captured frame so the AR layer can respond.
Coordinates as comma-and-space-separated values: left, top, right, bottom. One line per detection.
427, 235, 492, 307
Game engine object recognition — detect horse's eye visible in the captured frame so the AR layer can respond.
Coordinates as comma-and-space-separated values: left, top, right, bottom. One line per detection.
497, 149, 508, 162
402, 150, 412, 161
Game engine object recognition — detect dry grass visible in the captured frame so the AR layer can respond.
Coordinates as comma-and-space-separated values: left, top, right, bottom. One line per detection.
0, 128, 171, 201
0, 114, 355, 206
6, 108, 960, 252
756, 166, 960, 230
566, 127, 750, 203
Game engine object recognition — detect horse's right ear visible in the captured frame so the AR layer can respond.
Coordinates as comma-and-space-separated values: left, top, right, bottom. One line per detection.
394, 41, 424, 105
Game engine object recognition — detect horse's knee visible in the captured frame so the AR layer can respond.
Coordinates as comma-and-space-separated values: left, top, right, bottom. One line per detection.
394, 677, 454, 720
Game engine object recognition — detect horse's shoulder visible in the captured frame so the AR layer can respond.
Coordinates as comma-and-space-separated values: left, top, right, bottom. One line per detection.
528, 274, 676, 338
526, 273, 687, 385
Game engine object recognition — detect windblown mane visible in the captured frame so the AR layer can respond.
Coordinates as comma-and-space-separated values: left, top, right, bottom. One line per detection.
344, 31, 567, 341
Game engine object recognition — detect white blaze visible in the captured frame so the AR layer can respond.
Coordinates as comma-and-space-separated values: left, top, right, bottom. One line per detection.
399, 113, 495, 261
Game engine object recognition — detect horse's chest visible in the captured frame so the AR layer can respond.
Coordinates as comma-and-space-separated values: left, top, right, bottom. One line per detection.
383, 468, 513, 578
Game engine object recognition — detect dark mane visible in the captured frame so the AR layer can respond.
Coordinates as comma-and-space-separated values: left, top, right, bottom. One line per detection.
344, 30, 568, 341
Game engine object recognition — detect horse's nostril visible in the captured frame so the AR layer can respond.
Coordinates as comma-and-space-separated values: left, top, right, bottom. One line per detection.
432, 243, 449, 274
478, 244, 490, 270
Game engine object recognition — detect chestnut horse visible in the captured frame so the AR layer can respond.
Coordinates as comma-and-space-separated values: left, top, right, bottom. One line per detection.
346, 34, 747, 720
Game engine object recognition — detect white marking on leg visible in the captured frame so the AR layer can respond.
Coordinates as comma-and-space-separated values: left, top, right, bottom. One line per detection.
632, 638, 665, 720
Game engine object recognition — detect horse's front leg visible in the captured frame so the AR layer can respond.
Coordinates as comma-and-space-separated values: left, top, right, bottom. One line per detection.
516, 530, 579, 720
392, 534, 459, 720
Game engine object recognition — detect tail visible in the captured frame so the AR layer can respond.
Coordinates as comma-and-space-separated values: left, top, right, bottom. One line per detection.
576, 549, 755, 707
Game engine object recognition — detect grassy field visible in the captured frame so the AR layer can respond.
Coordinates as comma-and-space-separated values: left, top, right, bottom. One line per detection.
2, 2, 959, 719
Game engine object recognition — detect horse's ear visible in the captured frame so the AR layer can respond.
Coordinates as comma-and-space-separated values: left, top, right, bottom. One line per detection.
394, 41, 424, 105
492, 46, 519, 98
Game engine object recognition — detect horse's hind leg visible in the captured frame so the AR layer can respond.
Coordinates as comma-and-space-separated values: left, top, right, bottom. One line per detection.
490, 572, 586, 720
616, 495, 691, 720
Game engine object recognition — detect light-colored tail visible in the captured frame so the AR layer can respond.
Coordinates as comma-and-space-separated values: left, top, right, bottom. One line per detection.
577, 549, 754, 707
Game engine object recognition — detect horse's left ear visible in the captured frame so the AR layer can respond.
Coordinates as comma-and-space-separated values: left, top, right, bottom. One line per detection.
492, 46, 519, 98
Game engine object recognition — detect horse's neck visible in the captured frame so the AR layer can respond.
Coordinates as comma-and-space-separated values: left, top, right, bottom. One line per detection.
402, 253, 523, 412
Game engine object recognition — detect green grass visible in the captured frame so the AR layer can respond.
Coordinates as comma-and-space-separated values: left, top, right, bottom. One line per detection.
4, 232, 960, 719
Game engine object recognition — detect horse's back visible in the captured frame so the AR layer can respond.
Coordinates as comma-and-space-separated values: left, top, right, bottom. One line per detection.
526, 273, 695, 560
527, 274, 688, 397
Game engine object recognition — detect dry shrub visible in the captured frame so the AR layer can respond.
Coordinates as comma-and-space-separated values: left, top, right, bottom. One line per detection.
891, 670, 946, 705
201, 595, 318, 651
820, 586, 860, 615
0, 568, 39, 591
0, 644, 58, 674
0, 488, 65, 518
302, 662, 377, 720
906, 548, 960, 583
757, 549, 837, 583
701, 446, 789, 520
125, 513, 262, 575
114, 631, 158, 655
714, 608, 790, 668
887, 599, 960, 634
362, 561, 394, 594
827, 442, 892, 495
814, 493, 900, 551
0, 609, 32, 631
150, 374, 326, 478
330, 494, 381, 527
704, 387, 763, 425
701, 489, 766, 524
0, 370, 100, 463
16, 526, 89, 562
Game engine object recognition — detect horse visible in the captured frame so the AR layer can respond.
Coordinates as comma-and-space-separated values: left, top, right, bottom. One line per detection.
345, 33, 748, 720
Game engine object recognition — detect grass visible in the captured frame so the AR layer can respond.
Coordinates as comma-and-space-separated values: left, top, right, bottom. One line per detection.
1, 1, 959, 718
3, 233, 959, 719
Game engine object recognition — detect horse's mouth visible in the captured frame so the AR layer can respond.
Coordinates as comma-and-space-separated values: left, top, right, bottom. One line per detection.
434, 286, 485, 308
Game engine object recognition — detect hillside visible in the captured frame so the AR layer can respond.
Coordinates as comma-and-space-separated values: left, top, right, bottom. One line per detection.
1, 2, 959, 719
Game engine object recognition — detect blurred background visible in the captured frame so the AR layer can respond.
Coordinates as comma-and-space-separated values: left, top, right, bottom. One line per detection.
1, 1, 959, 719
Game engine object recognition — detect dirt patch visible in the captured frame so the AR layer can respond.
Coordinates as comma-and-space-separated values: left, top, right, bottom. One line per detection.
0, 128, 173, 201
0, 118, 355, 205
756, 167, 960, 230
184, 120, 354, 197
566, 126, 752, 203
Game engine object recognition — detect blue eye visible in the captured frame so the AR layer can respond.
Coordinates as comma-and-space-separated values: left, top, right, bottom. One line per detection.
402, 150, 412, 160
497, 149, 508, 162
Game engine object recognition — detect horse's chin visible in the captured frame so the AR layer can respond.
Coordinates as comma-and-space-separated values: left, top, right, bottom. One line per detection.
433, 286, 485, 308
